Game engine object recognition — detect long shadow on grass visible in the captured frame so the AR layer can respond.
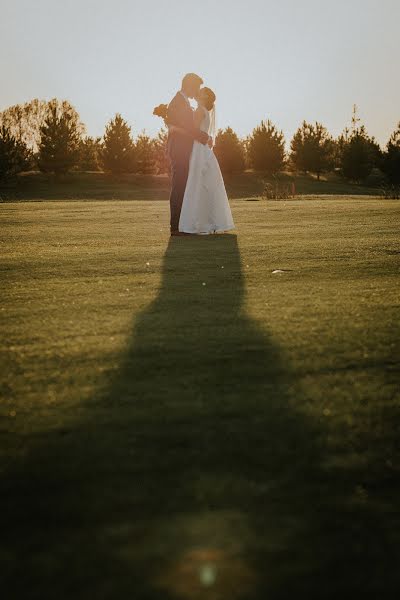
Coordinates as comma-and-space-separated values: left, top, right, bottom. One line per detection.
2, 235, 394, 599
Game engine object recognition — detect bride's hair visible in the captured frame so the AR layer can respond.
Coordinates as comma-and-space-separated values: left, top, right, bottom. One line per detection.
199, 87, 216, 111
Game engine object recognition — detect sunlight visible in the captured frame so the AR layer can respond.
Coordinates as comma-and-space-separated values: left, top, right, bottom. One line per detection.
153, 510, 257, 599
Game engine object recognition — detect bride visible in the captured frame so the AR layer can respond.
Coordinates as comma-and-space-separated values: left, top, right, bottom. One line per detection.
169, 87, 235, 235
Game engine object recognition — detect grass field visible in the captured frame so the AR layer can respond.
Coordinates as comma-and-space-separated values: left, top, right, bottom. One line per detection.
0, 169, 381, 201
1, 197, 399, 599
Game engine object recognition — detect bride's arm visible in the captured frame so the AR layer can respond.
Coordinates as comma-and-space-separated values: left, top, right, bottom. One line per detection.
169, 122, 212, 147
168, 124, 191, 137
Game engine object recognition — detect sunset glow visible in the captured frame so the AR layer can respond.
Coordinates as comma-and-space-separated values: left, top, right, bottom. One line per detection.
2, 0, 399, 145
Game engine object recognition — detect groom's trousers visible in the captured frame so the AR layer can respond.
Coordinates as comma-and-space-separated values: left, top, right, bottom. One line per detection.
169, 160, 190, 232
167, 136, 193, 232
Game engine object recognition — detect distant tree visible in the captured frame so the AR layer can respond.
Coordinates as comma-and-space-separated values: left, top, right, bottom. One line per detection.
0, 99, 83, 154
214, 127, 245, 174
135, 132, 156, 174
78, 136, 101, 171
101, 114, 135, 175
382, 122, 400, 184
290, 121, 334, 179
153, 128, 169, 174
247, 119, 285, 175
37, 100, 83, 175
0, 99, 48, 152
339, 125, 381, 182
0, 126, 32, 180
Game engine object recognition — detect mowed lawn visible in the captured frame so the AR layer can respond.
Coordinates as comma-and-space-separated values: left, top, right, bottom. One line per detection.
1, 197, 399, 599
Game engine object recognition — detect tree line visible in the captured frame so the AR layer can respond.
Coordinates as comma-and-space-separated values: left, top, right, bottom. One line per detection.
0, 98, 399, 185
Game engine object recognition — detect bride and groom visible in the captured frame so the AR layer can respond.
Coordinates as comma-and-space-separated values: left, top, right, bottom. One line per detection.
154, 73, 235, 236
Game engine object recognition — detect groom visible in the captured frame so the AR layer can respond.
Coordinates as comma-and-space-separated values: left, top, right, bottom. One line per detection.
166, 73, 211, 236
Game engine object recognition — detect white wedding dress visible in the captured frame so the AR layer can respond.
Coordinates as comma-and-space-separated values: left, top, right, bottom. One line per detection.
178, 106, 235, 234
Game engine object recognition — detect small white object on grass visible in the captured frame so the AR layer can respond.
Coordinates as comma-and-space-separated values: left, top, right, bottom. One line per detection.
202, 282, 206, 286
272, 269, 285, 274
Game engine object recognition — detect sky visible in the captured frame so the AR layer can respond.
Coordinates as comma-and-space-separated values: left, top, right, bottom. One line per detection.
1, 0, 399, 147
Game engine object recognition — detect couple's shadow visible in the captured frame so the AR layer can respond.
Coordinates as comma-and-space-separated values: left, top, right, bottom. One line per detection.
79, 234, 323, 598
3, 234, 357, 598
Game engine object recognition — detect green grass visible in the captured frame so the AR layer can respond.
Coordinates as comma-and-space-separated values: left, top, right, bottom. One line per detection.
1, 197, 399, 599
0, 169, 381, 201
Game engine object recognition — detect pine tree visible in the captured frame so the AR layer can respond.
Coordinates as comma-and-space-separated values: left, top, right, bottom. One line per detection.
38, 100, 82, 175
135, 133, 156, 174
382, 122, 400, 184
153, 129, 169, 174
340, 125, 381, 182
101, 114, 135, 175
0, 126, 31, 180
247, 120, 285, 175
214, 127, 245, 174
290, 121, 334, 179
78, 136, 101, 171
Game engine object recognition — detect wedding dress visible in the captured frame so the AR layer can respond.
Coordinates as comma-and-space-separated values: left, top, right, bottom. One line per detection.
178, 106, 235, 234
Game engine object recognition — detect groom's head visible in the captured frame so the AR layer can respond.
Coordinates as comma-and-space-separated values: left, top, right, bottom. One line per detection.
181, 73, 203, 99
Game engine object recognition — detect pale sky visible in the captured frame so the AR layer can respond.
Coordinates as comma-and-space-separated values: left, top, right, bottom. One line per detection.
1, 0, 399, 147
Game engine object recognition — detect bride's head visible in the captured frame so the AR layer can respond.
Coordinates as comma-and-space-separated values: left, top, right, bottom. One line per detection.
197, 87, 216, 111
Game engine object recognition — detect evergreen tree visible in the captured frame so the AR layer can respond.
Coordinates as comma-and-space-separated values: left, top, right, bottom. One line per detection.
290, 121, 334, 179
0, 126, 31, 180
382, 122, 400, 184
340, 125, 381, 182
78, 136, 101, 171
153, 129, 169, 174
101, 114, 135, 174
135, 133, 156, 174
38, 100, 82, 175
214, 127, 245, 174
247, 119, 285, 175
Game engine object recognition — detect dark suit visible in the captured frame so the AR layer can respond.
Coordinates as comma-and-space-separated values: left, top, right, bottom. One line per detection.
166, 92, 208, 232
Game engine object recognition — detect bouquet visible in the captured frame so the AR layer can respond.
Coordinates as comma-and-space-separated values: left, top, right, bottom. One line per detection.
153, 103, 168, 120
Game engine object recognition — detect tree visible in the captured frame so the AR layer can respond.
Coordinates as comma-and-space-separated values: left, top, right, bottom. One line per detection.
37, 100, 83, 175
290, 121, 334, 179
101, 114, 135, 175
0, 99, 48, 152
214, 127, 245, 174
382, 122, 400, 184
247, 119, 285, 175
0, 126, 32, 180
78, 136, 101, 171
135, 133, 156, 174
339, 125, 381, 182
153, 128, 169, 174
0, 99, 83, 154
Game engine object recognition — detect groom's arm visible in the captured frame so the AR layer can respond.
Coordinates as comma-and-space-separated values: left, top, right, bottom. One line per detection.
166, 96, 209, 144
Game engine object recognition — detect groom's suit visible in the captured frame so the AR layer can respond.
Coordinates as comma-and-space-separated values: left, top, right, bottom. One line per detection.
166, 91, 209, 232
